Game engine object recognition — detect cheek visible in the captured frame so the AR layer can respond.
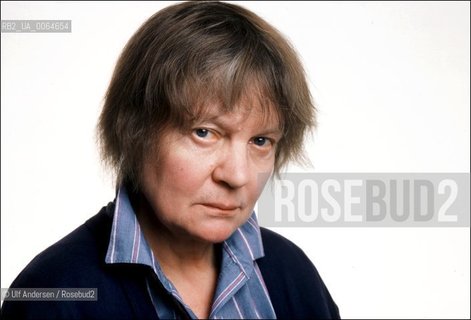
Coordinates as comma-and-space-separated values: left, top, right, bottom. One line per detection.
255, 169, 273, 190
158, 147, 212, 194
246, 170, 273, 206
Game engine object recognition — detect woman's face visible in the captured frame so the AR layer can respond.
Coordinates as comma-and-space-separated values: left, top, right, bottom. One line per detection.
139, 98, 281, 243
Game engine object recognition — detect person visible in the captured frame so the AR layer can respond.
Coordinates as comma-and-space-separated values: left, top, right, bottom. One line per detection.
1, 1, 340, 319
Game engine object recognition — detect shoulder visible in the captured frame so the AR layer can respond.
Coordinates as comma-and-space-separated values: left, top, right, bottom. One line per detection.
9, 204, 113, 287
260, 227, 307, 258
259, 227, 318, 275
258, 227, 323, 282
0, 203, 140, 320
257, 227, 341, 319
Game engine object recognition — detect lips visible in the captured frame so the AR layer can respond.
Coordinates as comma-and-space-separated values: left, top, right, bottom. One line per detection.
201, 203, 239, 211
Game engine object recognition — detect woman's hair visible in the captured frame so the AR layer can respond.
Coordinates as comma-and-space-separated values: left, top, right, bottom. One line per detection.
97, 1, 315, 189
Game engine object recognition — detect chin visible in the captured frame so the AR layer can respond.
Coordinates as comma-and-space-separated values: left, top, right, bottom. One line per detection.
194, 222, 240, 243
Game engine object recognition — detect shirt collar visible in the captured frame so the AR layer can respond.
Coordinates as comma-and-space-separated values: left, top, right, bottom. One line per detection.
105, 186, 155, 267
222, 212, 265, 277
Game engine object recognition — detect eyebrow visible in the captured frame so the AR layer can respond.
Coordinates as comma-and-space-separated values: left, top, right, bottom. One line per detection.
255, 128, 283, 137
196, 114, 282, 137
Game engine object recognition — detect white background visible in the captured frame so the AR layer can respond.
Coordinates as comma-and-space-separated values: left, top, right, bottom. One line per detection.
1, 1, 469, 318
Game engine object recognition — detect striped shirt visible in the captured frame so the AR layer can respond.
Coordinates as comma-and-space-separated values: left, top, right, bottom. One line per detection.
105, 186, 276, 319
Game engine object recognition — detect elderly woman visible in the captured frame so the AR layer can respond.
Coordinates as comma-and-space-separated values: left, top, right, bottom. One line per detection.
1, 2, 339, 319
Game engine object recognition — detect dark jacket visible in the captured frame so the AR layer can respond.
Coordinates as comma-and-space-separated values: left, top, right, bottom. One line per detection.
1, 203, 340, 319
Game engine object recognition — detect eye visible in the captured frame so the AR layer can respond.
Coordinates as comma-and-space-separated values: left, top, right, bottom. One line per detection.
252, 137, 271, 147
192, 128, 218, 144
194, 128, 210, 138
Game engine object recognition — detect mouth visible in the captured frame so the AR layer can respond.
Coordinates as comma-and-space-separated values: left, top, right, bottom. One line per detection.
198, 203, 240, 216
201, 202, 239, 210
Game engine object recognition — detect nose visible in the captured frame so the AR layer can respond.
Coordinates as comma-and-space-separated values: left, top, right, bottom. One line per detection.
212, 142, 250, 189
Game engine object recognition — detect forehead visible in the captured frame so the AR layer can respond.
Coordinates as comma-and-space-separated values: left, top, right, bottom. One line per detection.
193, 92, 282, 130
